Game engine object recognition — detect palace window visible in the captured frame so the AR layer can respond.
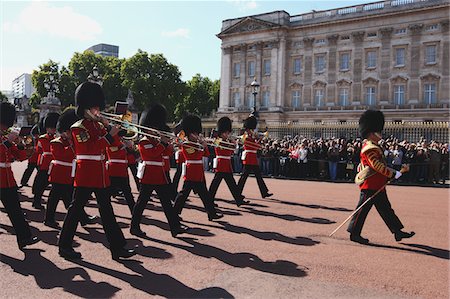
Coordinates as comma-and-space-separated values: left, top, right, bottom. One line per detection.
341, 35, 350, 40
315, 39, 326, 45
395, 28, 407, 35
263, 59, 271, 76
315, 55, 326, 73
248, 61, 255, 77
393, 85, 405, 105
233, 63, 240, 78
425, 24, 439, 31
247, 92, 254, 108
425, 45, 437, 64
262, 91, 270, 107
314, 88, 325, 107
366, 50, 377, 68
293, 58, 302, 74
424, 83, 436, 104
339, 88, 349, 106
395, 48, 406, 66
233, 92, 241, 107
340, 53, 350, 71
365, 87, 376, 105
367, 32, 377, 38
291, 90, 301, 108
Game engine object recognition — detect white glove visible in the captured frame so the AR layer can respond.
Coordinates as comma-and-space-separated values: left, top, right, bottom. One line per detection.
395, 171, 402, 179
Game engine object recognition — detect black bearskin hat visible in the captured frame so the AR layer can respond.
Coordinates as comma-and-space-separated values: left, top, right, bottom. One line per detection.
139, 103, 167, 130
75, 81, 105, 117
44, 112, 60, 129
243, 114, 257, 130
359, 110, 385, 139
31, 124, 40, 136
0, 102, 16, 128
181, 114, 202, 135
57, 108, 79, 133
217, 117, 232, 134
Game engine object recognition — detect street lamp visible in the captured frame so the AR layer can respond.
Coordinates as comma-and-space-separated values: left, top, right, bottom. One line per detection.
88, 65, 103, 86
250, 78, 260, 117
44, 72, 59, 100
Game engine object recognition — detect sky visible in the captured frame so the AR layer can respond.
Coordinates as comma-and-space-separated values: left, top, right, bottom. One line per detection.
1, 0, 370, 91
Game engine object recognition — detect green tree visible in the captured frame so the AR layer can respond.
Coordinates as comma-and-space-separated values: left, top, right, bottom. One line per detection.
175, 74, 219, 119
68, 50, 105, 84
102, 56, 128, 105
30, 60, 60, 108
0, 91, 8, 102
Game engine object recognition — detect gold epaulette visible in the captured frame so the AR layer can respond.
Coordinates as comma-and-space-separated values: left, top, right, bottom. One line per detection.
71, 119, 86, 130
39, 134, 47, 139
50, 137, 63, 144
361, 140, 382, 155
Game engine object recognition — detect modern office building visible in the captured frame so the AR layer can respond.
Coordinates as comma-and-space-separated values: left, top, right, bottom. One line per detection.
86, 43, 119, 57
12, 73, 34, 100
216, 0, 449, 123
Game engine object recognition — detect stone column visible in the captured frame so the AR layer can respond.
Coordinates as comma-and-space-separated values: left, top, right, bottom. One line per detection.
408, 24, 423, 103
303, 37, 315, 106
379, 27, 393, 103
241, 44, 248, 107
351, 31, 365, 103
276, 37, 286, 109
269, 42, 279, 107
219, 46, 232, 111
327, 34, 339, 105
440, 20, 450, 103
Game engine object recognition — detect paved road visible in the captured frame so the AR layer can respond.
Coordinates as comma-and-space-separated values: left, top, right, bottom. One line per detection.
1, 161, 448, 298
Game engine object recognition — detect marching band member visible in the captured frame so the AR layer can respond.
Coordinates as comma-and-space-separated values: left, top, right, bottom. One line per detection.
19, 124, 39, 188
44, 108, 96, 229
348, 110, 415, 244
58, 81, 136, 260
237, 114, 273, 199
106, 136, 136, 214
173, 114, 223, 221
126, 139, 141, 191
162, 124, 175, 194
208, 117, 248, 206
32, 112, 60, 209
0, 102, 40, 250
130, 103, 187, 238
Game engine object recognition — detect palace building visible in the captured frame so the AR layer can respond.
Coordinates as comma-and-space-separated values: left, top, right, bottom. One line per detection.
216, 0, 450, 124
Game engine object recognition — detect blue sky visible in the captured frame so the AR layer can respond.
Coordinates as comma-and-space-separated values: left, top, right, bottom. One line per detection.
1, 0, 369, 90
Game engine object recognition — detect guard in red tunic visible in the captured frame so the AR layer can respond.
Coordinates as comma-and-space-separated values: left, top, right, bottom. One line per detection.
348, 110, 415, 244
58, 81, 135, 260
162, 124, 175, 195
173, 115, 223, 221
106, 137, 135, 214
32, 112, 59, 209
20, 124, 40, 187
44, 108, 96, 229
0, 102, 40, 250
125, 139, 140, 191
130, 103, 187, 238
208, 117, 247, 206
171, 120, 184, 196
237, 114, 272, 199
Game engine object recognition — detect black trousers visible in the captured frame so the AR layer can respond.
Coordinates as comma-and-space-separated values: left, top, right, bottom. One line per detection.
45, 183, 90, 224
20, 163, 38, 186
209, 172, 243, 204
237, 165, 269, 197
32, 170, 49, 205
109, 176, 135, 214
131, 184, 180, 234
0, 187, 32, 246
128, 163, 140, 190
59, 187, 126, 252
172, 163, 182, 194
174, 180, 217, 217
347, 189, 404, 236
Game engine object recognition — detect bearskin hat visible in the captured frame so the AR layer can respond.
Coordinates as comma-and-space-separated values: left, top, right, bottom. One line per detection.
44, 112, 60, 129
31, 124, 40, 136
359, 110, 385, 139
57, 108, 79, 133
243, 114, 257, 130
217, 117, 232, 134
181, 114, 202, 135
139, 103, 167, 130
0, 102, 16, 128
75, 81, 105, 117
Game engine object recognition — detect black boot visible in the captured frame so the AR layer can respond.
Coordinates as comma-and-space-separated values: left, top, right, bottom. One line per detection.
208, 212, 224, 221
18, 236, 40, 250
111, 248, 136, 260
59, 247, 82, 259
394, 230, 415, 242
350, 234, 369, 244
171, 225, 189, 238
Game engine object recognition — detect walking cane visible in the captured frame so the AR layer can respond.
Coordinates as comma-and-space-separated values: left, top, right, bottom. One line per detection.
329, 164, 409, 237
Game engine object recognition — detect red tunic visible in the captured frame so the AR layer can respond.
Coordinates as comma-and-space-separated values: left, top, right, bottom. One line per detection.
175, 149, 185, 164
181, 143, 209, 182
162, 144, 174, 172
241, 134, 259, 166
214, 147, 233, 173
127, 148, 137, 165
48, 137, 75, 185
36, 133, 55, 170
138, 137, 168, 185
0, 135, 27, 188
359, 140, 395, 191
28, 139, 39, 164
106, 144, 128, 178
71, 119, 121, 188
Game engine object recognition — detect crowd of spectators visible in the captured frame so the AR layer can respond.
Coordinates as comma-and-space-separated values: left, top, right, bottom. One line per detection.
203, 135, 449, 186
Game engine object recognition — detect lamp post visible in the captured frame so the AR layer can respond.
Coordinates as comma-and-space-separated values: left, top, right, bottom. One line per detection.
251, 78, 260, 118
87, 65, 103, 86
43, 71, 59, 102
